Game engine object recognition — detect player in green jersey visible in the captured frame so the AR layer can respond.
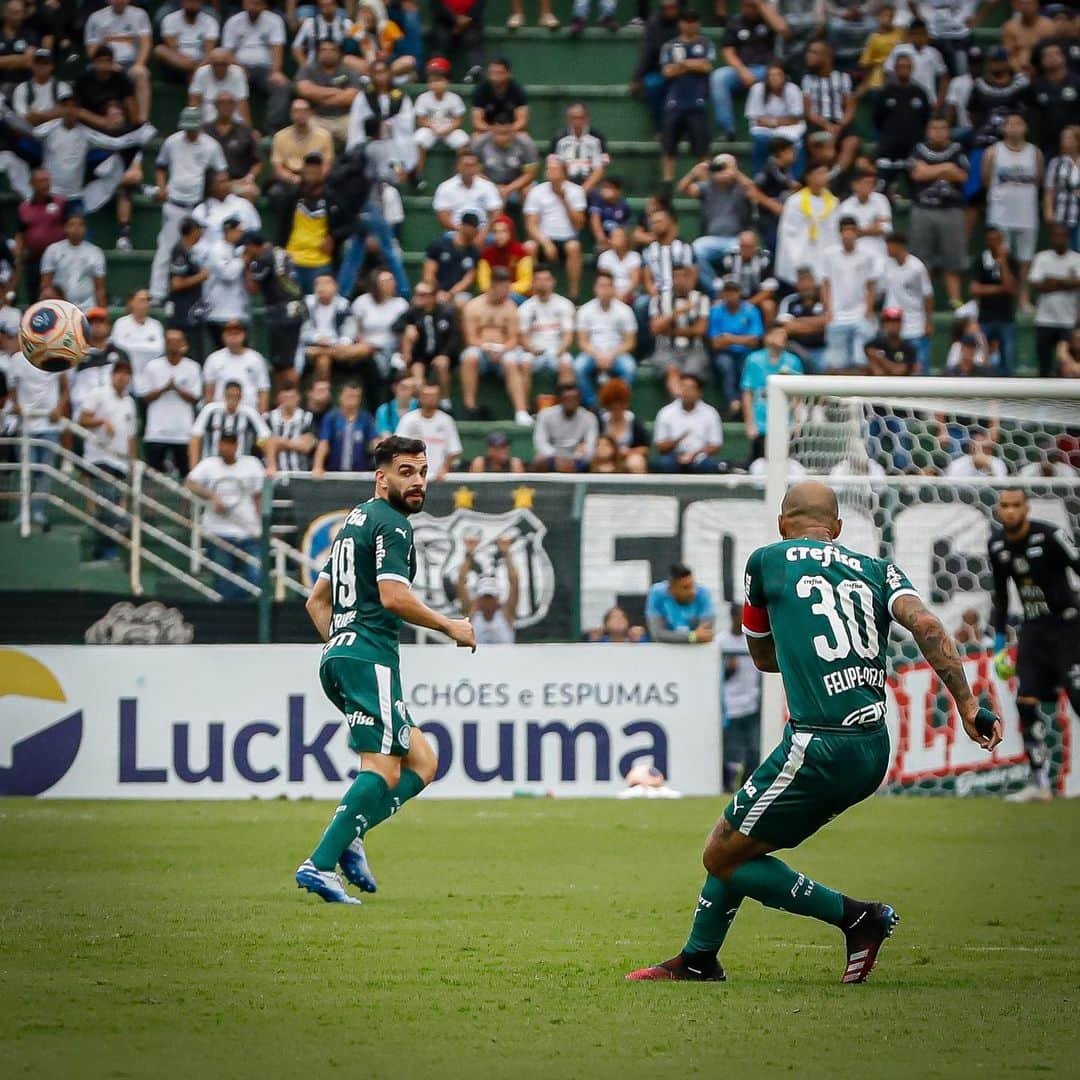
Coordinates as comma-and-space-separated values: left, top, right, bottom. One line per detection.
295, 435, 477, 905
627, 481, 1003, 983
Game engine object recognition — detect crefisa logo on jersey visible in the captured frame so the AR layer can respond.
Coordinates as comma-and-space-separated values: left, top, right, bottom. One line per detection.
0, 649, 83, 795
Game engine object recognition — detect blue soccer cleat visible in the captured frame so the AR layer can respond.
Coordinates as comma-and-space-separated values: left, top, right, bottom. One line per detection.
339, 837, 378, 893
295, 859, 362, 905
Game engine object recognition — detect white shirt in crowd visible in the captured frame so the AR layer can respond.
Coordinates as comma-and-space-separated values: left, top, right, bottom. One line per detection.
596, 248, 642, 296
395, 409, 462, 475
775, 192, 840, 284
80, 385, 137, 473
157, 131, 227, 205
221, 8, 286, 68
837, 192, 892, 278
518, 293, 576, 356
881, 253, 934, 338
7, 352, 64, 433
193, 191, 261, 245
523, 180, 587, 242
203, 347, 270, 409
84, 3, 152, 67
653, 398, 724, 457
413, 89, 467, 133
187, 453, 265, 538
1029, 248, 1080, 328
201, 239, 250, 323
945, 452, 1009, 479
140, 355, 203, 444
32, 119, 153, 204
431, 174, 503, 229
884, 42, 948, 101
576, 297, 636, 354
160, 8, 220, 62
189, 62, 249, 123
822, 244, 874, 324
717, 630, 761, 720
351, 293, 410, 354
11, 77, 71, 119
111, 314, 165, 379
301, 294, 357, 347
40, 239, 105, 311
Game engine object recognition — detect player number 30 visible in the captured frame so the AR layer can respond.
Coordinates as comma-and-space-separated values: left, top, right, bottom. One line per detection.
795, 574, 879, 662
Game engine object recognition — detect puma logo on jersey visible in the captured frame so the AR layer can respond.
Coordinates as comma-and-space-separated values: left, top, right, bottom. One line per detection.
395, 528, 408, 539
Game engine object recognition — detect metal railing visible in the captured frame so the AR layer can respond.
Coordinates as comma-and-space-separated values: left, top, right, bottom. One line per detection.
0, 416, 318, 604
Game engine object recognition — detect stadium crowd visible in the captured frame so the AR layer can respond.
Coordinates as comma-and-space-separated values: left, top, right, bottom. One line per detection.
0, 0, 1079, 501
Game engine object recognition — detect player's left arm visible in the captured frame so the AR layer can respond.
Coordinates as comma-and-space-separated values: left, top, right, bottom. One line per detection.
745, 634, 779, 673
892, 593, 1002, 751
306, 574, 333, 641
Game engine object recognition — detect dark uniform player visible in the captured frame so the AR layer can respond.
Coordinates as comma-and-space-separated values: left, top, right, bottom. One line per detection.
296, 436, 476, 905
990, 488, 1080, 803
628, 482, 1001, 985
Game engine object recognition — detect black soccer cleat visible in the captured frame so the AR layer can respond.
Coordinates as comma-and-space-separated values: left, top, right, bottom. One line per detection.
625, 953, 727, 982
841, 902, 900, 984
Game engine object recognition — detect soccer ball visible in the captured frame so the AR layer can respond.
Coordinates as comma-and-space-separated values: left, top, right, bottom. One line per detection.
19, 299, 91, 373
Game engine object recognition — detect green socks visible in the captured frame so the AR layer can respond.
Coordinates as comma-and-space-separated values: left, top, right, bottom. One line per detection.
362, 768, 427, 836
728, 854, 844, 925
310, 771, 389, 870
684, 874, 744, 954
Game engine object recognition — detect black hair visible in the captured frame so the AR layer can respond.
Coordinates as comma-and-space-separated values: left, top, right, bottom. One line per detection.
680, 372, 703, 388
669, 562, 693, 580
374, 435, 426, 467
533, 262, 555, 276
224, 379, 243, 391
886, 229, 908, 246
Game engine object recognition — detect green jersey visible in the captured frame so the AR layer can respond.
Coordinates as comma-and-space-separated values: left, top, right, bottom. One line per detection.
320, 497, 416, 668
742, 538, 919, 731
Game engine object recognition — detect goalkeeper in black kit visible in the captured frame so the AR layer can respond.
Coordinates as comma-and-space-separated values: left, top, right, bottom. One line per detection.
990, 489, 1080, 803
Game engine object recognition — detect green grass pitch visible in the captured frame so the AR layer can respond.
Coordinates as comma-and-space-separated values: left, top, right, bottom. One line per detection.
2, 796, 1079, 1079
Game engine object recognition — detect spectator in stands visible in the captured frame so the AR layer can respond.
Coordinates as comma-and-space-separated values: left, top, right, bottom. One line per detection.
881, 230, 935, 373
658, 8, 714, 184
506, 0, 561, 32
265, 380, 316, 473
653, 372, 723, 473
186, 426, 265, 598
821, 216, 877, 371
597, 225, 642, 306
517, 263, 575, 382
678, 154, 754, 297
277, 153, 338, 294
13, 169, 64, 304
802, 39, 858, 175
945, 430, 1008, 478
111, 288, 165, 381
267, 98, 333, 215
775, 162, 838, 288
1030, 222, 1080, 378
946, 330, 991, 376
588, 176, 631, 252
139, 328, 202, 478
189, 47, 250, 125
907, 114, 969, 310
630, 0, 681, 132
194, 168, 261, 244
531, 379, 599, 472
11, 49, 69, 126
345, 57, 418, 186
70, 309, 126, 424
312, 380, 377, 476
374, 372, 417, 438
776, 265, 827, 371
524, 156, 587, 302
645, 562, 715, 643
470, 430, 525, 473
1044, 125, 1080, 240
966, 46, 1028, 161
203, 320, 270, 412
347, 269, 408, 402
156, 0, 219, 82
165, 216, 208, 363
864, 307, 916, 376
461, 267, 528, 423
478, 215, 532, 301
413, 58, 469, 178
430, 0, 485, 84
574, 269, 637, 406
0, 0, 34, 91
291, 0, 353, 68
745, 62, 805, 174
1028, 42, 1080, 157
475, 114, 539, 209
570, 0, 617, 35
972, 226, 1019, 375
8, 354, 67, 527
83, 2, 152, 123
638, 205, 694, 354
150, 107, 226, 302
396, 382, 463, 480
710, 278, 764, 415
872, 53, 931, 189
597, 377, 649, 474
242, 232, 304, 388
221, 0, 290, 132
751, 137, 799, 251
983, 111, 1042, 312
550, 102, 608, 194
424, 211, 481, 305
189, 379, 271, 468
472, 57, 529, 136
649, 261, 710, 398
296, 38, 363, 147
857, 4, 903, 96
719, 230, 778, 324
885, 19, 948, 108
741, 325, 803, 465
1057, 327, 1080, 379
40, 211, 105, 312
397, 282, 462, 407
433, 148, 503, 233
1003, 0, 1055, 74
457, 533, 519, 645
838, 164, 891, 279
719, 603, 761, 790
203, 216, 251, 346
203, 91, 261, 201
586, 605, 645, 643
298, 273, 360, 383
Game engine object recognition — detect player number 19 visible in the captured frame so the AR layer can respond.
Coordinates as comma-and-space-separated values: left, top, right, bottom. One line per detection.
795, 574, 879, 662
332, 536, 357, 608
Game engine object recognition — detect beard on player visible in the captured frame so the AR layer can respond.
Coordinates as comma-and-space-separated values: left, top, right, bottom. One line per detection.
381, 456, 428, 514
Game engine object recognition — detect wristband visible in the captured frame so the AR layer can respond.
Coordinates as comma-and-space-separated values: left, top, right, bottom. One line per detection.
688, 630, 697, 644
994, 633, 1006, 653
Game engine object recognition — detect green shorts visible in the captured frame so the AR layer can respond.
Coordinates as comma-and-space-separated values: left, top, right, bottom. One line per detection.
723, 723, 891, 849
319, 656, 415, 757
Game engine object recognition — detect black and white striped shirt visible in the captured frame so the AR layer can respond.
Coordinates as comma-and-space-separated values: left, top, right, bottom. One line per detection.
719, 248, 774, 298
265, 406, 314, 472
801, 71, 852, 126
191, 402, 271, 461
642, 238, 695, 297
1045, 154, 1080, 228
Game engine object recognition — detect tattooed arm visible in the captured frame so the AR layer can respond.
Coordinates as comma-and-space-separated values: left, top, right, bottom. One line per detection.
892, 594, 1003, 750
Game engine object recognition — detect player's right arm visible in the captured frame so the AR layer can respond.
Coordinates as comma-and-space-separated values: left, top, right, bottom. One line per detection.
892, 593, 1003, 751
305, 574, 333, 641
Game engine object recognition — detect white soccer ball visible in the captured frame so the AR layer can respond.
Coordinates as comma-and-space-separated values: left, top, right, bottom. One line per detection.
19, 299, 91, 373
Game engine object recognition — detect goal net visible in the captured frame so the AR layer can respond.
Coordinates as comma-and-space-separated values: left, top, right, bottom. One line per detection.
762, 375, 1080, 798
